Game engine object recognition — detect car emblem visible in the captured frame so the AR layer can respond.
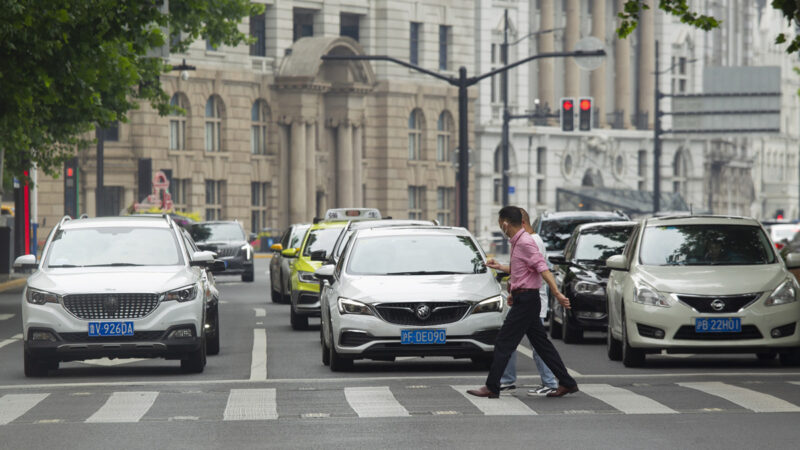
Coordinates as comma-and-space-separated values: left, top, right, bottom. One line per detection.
710, 299, 726, 312
415, 304, 431, 320
104, 296, 120, 315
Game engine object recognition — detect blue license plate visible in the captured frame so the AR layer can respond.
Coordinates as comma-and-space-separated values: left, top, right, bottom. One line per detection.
401, 329, 446, 344
695, 318, 741, 333
88, 322, 134, 337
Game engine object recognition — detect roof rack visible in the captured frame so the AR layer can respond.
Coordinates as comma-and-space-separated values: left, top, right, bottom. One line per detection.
57, 215, 72, 228
79, 214, 89, 219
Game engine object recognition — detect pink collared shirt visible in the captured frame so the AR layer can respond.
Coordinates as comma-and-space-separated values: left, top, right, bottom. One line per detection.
508, 228, 550, 292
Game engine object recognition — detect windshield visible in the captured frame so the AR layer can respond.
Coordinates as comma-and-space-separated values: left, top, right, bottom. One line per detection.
289, 225, 310, 249
347, 235, 487, 275
303, 228, 344, 256
574, 226, 633, 263
190, 223, 245, 242
45, 227, 183, 267
540, 217, 622, 252
639, 224, 776, 266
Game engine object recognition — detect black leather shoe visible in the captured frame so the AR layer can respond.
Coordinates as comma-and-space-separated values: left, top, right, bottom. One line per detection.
467, 386, 500, 398
546, 385, 579, 397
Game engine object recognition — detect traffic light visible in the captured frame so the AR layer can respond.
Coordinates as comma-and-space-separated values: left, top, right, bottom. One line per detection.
64, 158, 78, 218
560, 98, 574, 132
775, 209, 785, 221
578, 97, 592, 131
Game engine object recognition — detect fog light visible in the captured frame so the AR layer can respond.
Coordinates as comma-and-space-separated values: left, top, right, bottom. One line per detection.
771, 329, 782, 338
636, 323, 665, 340
167, 328, 194, 339
31, 331, 57, 342
771, 323, 796, 339
653, 329, 665, 339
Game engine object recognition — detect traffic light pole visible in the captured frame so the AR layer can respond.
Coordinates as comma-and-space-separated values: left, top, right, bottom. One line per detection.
322, 48, 605, 230
500, 10, 510, 253
653, 40, 662, 213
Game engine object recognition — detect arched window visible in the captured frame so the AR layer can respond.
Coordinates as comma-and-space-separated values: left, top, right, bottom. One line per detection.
169, 93, 189, 150
673, 149, 690, 198
408, 109, 423, 160
205, 96, 223, 152
251, 100, 270, 155
436, 111, 454, 162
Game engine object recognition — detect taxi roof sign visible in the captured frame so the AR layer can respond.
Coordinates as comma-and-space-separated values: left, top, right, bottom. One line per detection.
323, 208, 382, 221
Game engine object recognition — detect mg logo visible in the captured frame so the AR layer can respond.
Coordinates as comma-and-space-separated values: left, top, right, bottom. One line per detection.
104, 296, 120, 315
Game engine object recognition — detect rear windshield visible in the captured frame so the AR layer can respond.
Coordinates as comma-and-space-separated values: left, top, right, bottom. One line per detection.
190, 223, 245, 242
574, 226, 633, 263
347, 234, 486, 275
540, 216, 624, 252
639, 224, 776, 266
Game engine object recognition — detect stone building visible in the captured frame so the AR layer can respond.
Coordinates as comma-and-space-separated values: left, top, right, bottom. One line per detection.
35, 0, 475, 239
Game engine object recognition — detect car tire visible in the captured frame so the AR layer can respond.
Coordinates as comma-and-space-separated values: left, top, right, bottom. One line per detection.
470, 355, 493, 369
621, 309, 645, 368
242, 270, 254, 282
321, 326, 331, 366
779, 349, 800, 367
756, 351, 777, 361
561, 308, 582, 344
270, 288, 282, 303
329, 337, 353, 372
290, 306, 308, 330
24, 351, 49, 377
206, 309, 220, 356
181, 337, 207, 374
607, 323, 623, 361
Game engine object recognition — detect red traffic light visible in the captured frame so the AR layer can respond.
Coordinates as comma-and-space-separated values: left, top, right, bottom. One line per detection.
67, 167, 74, 177
580, 99, 591, 111
563, 100, 573, 111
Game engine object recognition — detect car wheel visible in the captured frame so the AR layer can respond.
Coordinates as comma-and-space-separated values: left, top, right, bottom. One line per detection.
470, 355, 493, 369
621, 309, 645, 368
549, 301, 562, 339
321, 326, 331, 366
779, 349, 800, 367
561, 307, 582, 344
270, 288, 282, 303
181, 337, 207, 373
206, 308, 220, 356
756, 351, 777, 361
607, 323, 623, 361
24, 351, 49, 377
329, 335, 353, 372
290, 306, 308, 330
242, 270, 254, 282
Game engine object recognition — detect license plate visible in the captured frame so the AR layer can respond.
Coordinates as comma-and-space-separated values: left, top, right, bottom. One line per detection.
695, 318, 741, 333
401, 329, 446, 344
88, 322, 134, 337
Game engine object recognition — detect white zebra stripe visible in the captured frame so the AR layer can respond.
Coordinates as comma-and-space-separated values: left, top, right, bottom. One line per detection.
0, 393, 49, 425
223, 389, 278, 421
452, 386, 536, 416
679, 382, 800, 413
344, 387, 410, 418
85, 392, 158, 423
580, 384, 678, 414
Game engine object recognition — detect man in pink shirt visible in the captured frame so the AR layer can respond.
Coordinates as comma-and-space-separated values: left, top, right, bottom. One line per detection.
467, 206, 579, 399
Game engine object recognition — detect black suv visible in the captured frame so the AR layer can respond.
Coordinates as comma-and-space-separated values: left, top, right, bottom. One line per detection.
190, 221, 255, 282
548, 221, 636, 343
532, 210, 629, 257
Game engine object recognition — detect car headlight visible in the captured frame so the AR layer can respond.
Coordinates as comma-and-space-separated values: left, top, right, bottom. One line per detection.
574, 281, 605, 297
240, 244, 251, 260
297, 271, 317, 283
765, 278, 798, 306
337, 297, 373, 316
473, 295, 503, 314
26, 288, 61, 305
163, 285, 199, 302
633, 280, 671, 308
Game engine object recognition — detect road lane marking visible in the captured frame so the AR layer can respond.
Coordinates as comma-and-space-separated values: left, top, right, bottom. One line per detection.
85, 391, 158, 423
0, 314, 14, 321
12, 334, 22, 339
452, 385, 536, 416
0, 393, 49, 425
254, 308, 266, 318
678, 382, 800, 413
249, 329, 267, 381
223, 389, 278, 420
517, 344, 582, 377
580, 384, 677, 414
0, 339, 18, 350
344, 387, 410, 418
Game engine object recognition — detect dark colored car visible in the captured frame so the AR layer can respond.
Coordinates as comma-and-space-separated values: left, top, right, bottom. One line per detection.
180, 227, 222, 355
533, 210, 630, 257
548, 221, 636, 343
190, 221, 254, 282
269, 223, 311, 303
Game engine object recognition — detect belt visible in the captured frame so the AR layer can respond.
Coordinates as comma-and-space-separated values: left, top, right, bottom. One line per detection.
510, 288, 538, 296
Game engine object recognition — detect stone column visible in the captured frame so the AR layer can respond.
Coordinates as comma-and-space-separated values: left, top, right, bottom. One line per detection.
638, 0, 655, 128
564, 0, 580, 98
614, 0, 632, 129
290, 119, 307, 224
591, 0, 607, 128
538, 0, 555, 122
336, 121, 353, 207
306, 121, 316, 219
352, 124, 363, 207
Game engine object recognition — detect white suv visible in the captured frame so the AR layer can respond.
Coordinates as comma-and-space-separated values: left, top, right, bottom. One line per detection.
15, 215, 217, 376
606, 215, 800, 367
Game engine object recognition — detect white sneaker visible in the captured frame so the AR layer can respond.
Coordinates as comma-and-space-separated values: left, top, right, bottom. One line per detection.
527, 386, 558, 396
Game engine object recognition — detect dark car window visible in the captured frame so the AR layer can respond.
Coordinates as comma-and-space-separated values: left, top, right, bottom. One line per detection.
539, 216, 625, 252
191, 223, 245, 242
347, 235, 486, 275
574, 226, 634, 263
303, 228, 344, 257
640, 224, 776, 266
280, 229, 291, 248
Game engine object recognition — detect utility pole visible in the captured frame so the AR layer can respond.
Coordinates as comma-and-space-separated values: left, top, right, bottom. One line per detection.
500, 9, 510, 252
96, 127, 104, 217
653, 40, 662, 213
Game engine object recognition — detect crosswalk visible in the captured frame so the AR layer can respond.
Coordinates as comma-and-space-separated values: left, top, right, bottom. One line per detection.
2, 380, 800, 426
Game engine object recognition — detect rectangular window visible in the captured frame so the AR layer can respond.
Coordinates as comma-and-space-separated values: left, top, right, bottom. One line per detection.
205, 180, 224, 220
410, 22, 420, 65
638, 150, 647, 177
436, 187, 453, 226
340, 13, 360, 41
439, 25, 450, 70
250, 182, 269, 232
536, 179, 545, 204
249, 13, 266, 57
97, 122, 119, 142
408, 186, 425, 219
206, 38, 217, 51
293, 9, 315, 42
536, 147, 546, 175
493, 179, 501, 204
171, 179, 190, 211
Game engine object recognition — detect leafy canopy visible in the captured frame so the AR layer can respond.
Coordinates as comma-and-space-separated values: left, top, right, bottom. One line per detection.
0, 0, 263, 178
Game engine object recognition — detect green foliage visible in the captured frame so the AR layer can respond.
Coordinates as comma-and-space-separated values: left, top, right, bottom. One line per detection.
617, 1, 720, 39
0, 0, 263, 179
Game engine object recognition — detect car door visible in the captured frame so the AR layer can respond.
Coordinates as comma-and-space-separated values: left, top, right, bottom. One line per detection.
607, 225, 639, 337
551, 232, 577, 319
270, 227, 290, 292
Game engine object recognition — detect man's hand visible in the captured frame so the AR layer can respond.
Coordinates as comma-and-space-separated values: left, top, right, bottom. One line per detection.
555, 292, 570, 309
486, 258, 501, 270
506, 293, 513, 307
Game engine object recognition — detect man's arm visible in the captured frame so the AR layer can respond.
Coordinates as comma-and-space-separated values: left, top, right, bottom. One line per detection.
540, 269, 570, 309
486, 258, 509, 273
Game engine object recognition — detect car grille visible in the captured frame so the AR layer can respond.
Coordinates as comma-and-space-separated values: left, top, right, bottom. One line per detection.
374, 302, 470, 326
62, 294, 161, 320
198, 245, 239, 258
676, 294, 761, 313
58, 331, 165, 342
298, 293, 319, 305
673, 325, 763, 340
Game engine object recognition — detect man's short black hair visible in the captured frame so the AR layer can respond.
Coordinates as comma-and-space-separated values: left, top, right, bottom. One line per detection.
498, 206, 523, 226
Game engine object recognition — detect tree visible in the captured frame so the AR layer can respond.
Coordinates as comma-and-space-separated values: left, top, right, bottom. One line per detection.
0, 0, 263, 180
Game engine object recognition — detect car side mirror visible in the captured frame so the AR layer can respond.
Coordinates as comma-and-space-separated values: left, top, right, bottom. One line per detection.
271, 243, 283, 252
785, 253, 800, 270
494, 271, 509, 283
13, 254, 37, 270
310, 250, 327, 262
281, 248, 298, 258
249, 233, 257, 242
190, 250, 216, 267
209, 260, 227, 273
606, 255, 628, 271
314, 264, 335, 283
548, 255, 567, 266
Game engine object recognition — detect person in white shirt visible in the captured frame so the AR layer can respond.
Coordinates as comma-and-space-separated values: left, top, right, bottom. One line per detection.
499, 208, 558, 396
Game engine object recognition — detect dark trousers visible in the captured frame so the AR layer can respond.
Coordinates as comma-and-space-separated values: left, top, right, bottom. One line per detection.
485, 290, 577, 393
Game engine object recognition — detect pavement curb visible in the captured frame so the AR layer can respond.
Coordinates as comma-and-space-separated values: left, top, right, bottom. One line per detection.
0, 277, 27, 293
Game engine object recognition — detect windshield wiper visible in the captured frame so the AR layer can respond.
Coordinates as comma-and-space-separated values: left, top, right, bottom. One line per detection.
83, 263, 145, 267
384, 270, 467, 275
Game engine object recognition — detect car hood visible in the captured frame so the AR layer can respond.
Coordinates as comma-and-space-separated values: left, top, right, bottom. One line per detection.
340, 273, 499, 303
636, 264, 788, 296
28, 266, 198, 296
571, 263, 610, 285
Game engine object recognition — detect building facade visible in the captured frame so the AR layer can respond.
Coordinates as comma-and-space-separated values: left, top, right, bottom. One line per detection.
35, 0, 475, 239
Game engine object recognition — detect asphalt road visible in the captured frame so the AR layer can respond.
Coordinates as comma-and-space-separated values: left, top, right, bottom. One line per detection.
0, 258, 798, 449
